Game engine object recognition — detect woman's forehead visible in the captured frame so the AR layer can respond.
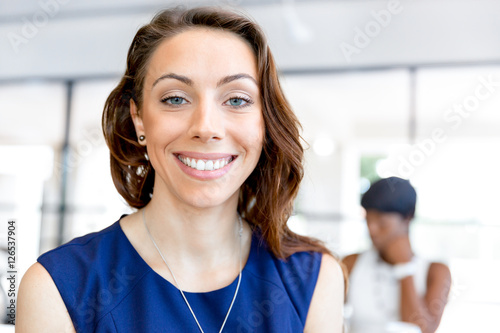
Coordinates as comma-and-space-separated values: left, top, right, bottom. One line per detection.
144, 28, 259, 89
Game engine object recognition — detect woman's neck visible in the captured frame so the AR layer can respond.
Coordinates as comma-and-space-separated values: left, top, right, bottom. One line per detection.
143, 191, 241, 269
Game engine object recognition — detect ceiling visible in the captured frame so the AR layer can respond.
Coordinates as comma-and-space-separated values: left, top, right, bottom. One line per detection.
0, 0, 350, 23
1, 0, 500, 81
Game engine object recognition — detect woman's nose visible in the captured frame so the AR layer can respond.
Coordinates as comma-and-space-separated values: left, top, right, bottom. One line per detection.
187, 99, 225, 142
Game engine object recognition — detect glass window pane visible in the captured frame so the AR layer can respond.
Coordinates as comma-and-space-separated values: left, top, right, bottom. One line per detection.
0, 81, 66, 145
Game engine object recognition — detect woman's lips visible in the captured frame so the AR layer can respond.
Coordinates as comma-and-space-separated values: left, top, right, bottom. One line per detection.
173, 152, 238, 180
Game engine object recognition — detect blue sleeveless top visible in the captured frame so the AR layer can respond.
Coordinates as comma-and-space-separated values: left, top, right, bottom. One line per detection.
38, 218, 322, 332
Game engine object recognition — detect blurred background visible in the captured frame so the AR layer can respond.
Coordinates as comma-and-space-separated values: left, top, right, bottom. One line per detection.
0, 0, 499, 331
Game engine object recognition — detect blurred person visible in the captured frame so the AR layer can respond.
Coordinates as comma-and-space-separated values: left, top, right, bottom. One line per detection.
342, 177, 451, 333
16, 6, 344, 333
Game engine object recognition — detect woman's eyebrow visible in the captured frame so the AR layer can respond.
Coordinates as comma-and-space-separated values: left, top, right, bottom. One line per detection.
152, 73, 193, 88
216, 73, 258, 87
151, 72, 258, 89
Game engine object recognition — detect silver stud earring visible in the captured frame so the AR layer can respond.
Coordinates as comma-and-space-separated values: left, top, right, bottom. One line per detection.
139, 135, 145, 141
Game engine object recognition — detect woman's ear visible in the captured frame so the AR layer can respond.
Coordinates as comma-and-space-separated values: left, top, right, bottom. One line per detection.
402, 216, 412, 232
130, 99, 146, 145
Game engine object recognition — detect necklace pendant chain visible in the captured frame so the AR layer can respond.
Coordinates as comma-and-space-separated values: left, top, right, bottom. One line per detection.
142, 209, 243, 333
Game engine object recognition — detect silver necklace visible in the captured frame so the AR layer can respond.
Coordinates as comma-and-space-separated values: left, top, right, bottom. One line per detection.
142, 209, 243, 333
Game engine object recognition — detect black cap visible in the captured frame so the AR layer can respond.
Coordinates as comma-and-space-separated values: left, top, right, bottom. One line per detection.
361, 177, 417, 219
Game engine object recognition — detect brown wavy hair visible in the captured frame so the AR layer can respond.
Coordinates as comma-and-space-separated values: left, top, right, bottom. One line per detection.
102, 6, 334, 260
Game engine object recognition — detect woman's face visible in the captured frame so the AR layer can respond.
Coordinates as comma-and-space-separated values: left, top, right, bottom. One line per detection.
131, 28, 264, 209
365, 209, 409, 252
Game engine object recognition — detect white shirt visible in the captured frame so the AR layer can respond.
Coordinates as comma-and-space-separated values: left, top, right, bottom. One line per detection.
346, 249, 429, 331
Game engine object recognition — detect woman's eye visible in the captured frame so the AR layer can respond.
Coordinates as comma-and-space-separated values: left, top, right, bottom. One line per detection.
225, 97, 252, 108
161, 96, 187, 105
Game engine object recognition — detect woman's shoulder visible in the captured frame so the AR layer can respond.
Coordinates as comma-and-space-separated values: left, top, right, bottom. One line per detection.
35, 220, 126, 298
427, 261, 451, 286
304, 253, 345, 333
17, 262, 76, 332
34, 218, 149, 332
251, 232, 339, 289
17, 221, 128, 332
36, 217, 146, 292
259, 240, 324, 289
315, 254, 345, 295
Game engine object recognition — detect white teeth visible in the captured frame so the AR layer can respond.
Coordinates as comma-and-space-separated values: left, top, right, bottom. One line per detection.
196, 160, 205, 171
179, 155, 233, 171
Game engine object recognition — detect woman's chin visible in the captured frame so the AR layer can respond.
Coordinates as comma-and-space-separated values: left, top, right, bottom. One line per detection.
174, 188, 239, 210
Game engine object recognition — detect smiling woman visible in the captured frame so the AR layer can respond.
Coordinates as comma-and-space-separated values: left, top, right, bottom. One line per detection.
129, 27, 265, 210
16, 6, 344, 333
